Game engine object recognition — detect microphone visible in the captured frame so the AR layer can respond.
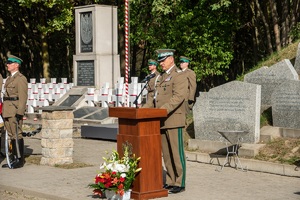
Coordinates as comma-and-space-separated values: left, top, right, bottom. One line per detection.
141, 73, 156, 83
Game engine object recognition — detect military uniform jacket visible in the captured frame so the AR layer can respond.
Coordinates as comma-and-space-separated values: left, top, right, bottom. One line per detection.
144, 66, 188, 129
184, 69, 197, 101
0, 74, 3, 94
3, 72, 28, 118
146, 70, 160, 101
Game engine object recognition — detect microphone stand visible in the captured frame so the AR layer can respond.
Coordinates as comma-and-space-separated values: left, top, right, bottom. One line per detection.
133, 81, 150, 108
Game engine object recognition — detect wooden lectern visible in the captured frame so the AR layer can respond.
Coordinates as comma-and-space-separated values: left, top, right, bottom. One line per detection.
109, 107, 168, 200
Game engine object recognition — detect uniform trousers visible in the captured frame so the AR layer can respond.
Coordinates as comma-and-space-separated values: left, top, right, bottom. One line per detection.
4, 117, 23, 139
161, 127, 186, 187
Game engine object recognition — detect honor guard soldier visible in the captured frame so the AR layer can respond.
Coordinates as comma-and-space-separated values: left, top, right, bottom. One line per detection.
143, 49, 188, 194
146, 59, 160, 103
2, 55, 28, 169
179, 56, 197, 113
0, 73, 4, 157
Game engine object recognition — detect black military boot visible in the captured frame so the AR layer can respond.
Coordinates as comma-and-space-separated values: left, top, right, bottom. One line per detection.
0, 126, 5, 157
2, 139, 17, 168
10, 138, 24, 169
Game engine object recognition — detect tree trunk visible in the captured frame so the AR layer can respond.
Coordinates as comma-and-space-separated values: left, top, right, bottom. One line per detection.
280, 0, 289, 46
290, 0, 300, 39
41, 32, 50, 81
255, 0, 273, 54
269, 0, 281, 51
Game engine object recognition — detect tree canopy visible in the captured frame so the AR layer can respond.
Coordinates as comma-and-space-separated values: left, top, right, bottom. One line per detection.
0, 0, 299, 90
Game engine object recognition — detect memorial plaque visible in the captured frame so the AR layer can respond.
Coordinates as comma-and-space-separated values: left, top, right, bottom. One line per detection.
272, 80, 300, 129
193, 81, 261, 143
73, 107, 108, 120
77, 60, 95, 86
60, 95, 82, 107
80, 12, 93, 53
85, 108, 109, 120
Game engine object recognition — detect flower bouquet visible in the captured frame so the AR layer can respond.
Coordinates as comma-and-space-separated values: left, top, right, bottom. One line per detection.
89, 142, 141, 199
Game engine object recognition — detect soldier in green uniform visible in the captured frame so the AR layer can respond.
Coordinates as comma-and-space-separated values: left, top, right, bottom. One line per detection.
143, 49, 188, 194
179, 56, 197, 143
2, 55, 28, 169
179, 56, 197, 113
0, 73, 4, 157
146, 59, 160, 103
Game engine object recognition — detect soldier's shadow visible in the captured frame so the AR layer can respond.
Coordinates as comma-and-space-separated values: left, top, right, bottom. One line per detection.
0, 155, 4, 164
24, 144, 34, 164
0, 145, 34, 165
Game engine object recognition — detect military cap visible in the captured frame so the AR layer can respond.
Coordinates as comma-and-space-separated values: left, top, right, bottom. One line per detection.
156, 49, 175, 62
7, 55, 23, 64
148, 59, 158, 66
180, 56, 191, 63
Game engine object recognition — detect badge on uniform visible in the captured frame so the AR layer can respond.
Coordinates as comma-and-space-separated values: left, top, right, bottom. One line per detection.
165, 76, 172, 82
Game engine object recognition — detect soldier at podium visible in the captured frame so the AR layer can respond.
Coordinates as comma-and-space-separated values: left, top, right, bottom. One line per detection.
143, 49, 188, 194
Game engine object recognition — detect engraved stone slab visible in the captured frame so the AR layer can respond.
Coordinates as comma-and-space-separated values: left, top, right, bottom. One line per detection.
271, 80, 300, 129
244, 59, 298, 111
193, 81, 261, 143
77, 60, 95, 86
80, 11, 93, 53
294, 43, 300, 74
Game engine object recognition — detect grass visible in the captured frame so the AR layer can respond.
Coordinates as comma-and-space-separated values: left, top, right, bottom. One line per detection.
255, 138, 300, 165
237, 39, 300, 81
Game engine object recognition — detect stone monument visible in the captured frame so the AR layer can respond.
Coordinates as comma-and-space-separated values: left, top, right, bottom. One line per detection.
193, 81, 261, 144
244, 59, 298, 112
271, 80, 300, 130
73, 4, 120, 88
293, 43, 300, 74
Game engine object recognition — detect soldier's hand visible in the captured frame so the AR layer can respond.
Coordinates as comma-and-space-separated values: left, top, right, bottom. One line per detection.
15, 114, 23, 121
188, 100, 194, 105
188, 100, 194, 110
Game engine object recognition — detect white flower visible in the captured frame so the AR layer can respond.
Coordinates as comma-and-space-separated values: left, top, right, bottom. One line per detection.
106, 163, 114, 171
120, 173, 127, 178
100, 162, 107, 169
113, 163, 128, 172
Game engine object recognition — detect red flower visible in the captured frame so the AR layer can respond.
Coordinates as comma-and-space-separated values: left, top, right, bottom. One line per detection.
119, 177, 125, 182
118, 183, 124, 190
112, 177, 119, 184
95, 175, 102, 184
119, 189, 125, 196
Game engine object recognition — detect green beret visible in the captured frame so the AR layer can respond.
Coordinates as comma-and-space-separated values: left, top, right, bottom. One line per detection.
156, 49, 175, 62
180, 56, 191, 63
7, 55, 23, 64
148, 59, 158, 66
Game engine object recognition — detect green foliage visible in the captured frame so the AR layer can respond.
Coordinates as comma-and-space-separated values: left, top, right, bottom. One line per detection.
0, 0, 297, 87
18, 0, 74, 34
260, 108, 273, 127
129, 0, 238, 82
290, 22, 300, 41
